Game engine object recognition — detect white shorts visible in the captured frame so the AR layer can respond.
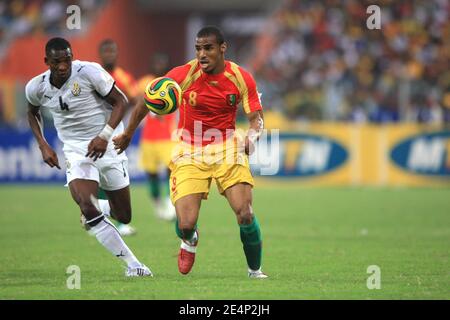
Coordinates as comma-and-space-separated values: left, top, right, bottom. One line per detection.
64, 143, 129, 191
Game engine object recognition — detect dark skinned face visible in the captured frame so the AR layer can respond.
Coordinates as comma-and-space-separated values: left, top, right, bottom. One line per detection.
150, 57, 169, 77
45, 48, 73, 86
195, 35, 226, 74
99, 43, 118, 71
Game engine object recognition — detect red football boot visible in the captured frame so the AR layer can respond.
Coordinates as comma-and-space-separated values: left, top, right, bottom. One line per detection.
178, 230, 199, 275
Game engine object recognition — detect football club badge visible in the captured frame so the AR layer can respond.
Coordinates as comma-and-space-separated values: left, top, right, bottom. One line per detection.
226, 94, 237, 106
71, 82, 81, 96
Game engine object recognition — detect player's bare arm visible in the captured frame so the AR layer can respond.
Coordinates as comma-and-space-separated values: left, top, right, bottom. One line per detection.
85, 85, 127, 161
27, 103, 61, 169
245, 110, 264, 155
113, 98, 149, 154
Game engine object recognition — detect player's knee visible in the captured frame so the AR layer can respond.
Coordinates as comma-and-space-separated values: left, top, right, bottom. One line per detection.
236, 205, 253, 225
79, 202, 101, 221
176, 206, 198, 230
240, 214, 254, 225
178, 219, 196, 231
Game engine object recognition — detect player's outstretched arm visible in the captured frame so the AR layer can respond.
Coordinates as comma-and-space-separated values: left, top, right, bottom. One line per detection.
27, 103, 61, 169
245, 110, 264, 156
113, 98, 149, 154
86, 86, 127, 161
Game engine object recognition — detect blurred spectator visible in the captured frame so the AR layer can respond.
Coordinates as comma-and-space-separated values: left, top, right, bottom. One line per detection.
247, 0, 450, 123
0, 0, 105, 58
0, 0, 106, 127
1, 0, 450, 126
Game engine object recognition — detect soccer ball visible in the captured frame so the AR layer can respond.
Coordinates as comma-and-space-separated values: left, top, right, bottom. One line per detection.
143, 77, 181, 115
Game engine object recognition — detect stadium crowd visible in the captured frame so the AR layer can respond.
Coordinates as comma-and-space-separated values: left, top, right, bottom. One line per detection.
0, 0, 105, 58
249, 0, 450, 123
0, 0, 449, 125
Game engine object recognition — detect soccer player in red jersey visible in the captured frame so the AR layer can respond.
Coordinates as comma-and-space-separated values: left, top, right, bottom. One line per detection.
114, 26, 267, 278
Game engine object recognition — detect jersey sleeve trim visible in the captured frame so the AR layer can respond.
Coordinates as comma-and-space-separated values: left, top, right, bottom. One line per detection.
182, 69, 203, 92
224, 70, 243, 100
229, 62, 251, 113
101, 80, 116, 99
180, 59, 200, 91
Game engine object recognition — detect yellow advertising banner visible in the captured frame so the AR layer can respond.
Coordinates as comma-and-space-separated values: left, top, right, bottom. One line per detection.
252, 122, 450, 186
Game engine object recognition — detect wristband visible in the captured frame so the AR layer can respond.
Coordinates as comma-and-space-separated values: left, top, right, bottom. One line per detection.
98, 124, 114, 141
248, 118, 264, 144
247, 129, 262, 144
248, 132, 261, 145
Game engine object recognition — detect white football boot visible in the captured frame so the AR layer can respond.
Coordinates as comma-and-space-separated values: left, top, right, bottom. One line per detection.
125, 263, 153, 277
161, 197, 177, 221
155, 197, 176, 221
248, 268, 268, 279
117, 223, 137, 236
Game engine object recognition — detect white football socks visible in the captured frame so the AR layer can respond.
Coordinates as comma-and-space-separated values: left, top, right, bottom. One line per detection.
181, 230, 198, 253
89, 217, 140, 268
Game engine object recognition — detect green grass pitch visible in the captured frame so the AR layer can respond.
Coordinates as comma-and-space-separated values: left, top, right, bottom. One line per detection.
0, 184, 449, 299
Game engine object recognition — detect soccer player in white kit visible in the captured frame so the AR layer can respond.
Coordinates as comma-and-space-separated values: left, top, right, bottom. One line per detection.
26, 37, 152, 277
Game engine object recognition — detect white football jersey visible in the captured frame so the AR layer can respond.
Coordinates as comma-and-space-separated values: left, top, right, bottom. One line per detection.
25, 60, 125, 151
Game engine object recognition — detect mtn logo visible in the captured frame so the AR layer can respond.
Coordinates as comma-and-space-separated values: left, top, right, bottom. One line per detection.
390, 132, 450, 177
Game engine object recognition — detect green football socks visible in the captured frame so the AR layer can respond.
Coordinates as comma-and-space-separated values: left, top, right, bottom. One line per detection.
240, 216, 263, 271
147, 175, 161, 200
98, 188, 108, 200
175, 219, 197, 241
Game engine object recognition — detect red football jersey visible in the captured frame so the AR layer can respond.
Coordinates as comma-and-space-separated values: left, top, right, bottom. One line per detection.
166, 59, 263, 145
141, 112, 176, 141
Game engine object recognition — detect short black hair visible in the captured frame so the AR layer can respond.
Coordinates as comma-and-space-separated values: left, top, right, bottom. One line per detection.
99, 39, 117, 52
45, 37, 71, 56
196, 26, 225, 45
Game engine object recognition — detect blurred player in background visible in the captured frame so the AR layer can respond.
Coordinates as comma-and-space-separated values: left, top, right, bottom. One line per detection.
98, 39, 137, 236
113, 26, 268, 279
99, 39, 138, 104
137, 53, 176, 221
26, 37, 152, 277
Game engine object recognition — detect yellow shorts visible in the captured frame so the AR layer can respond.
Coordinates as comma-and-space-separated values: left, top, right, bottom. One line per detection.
139, 141, 175, 173
169, 139, 254, 204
